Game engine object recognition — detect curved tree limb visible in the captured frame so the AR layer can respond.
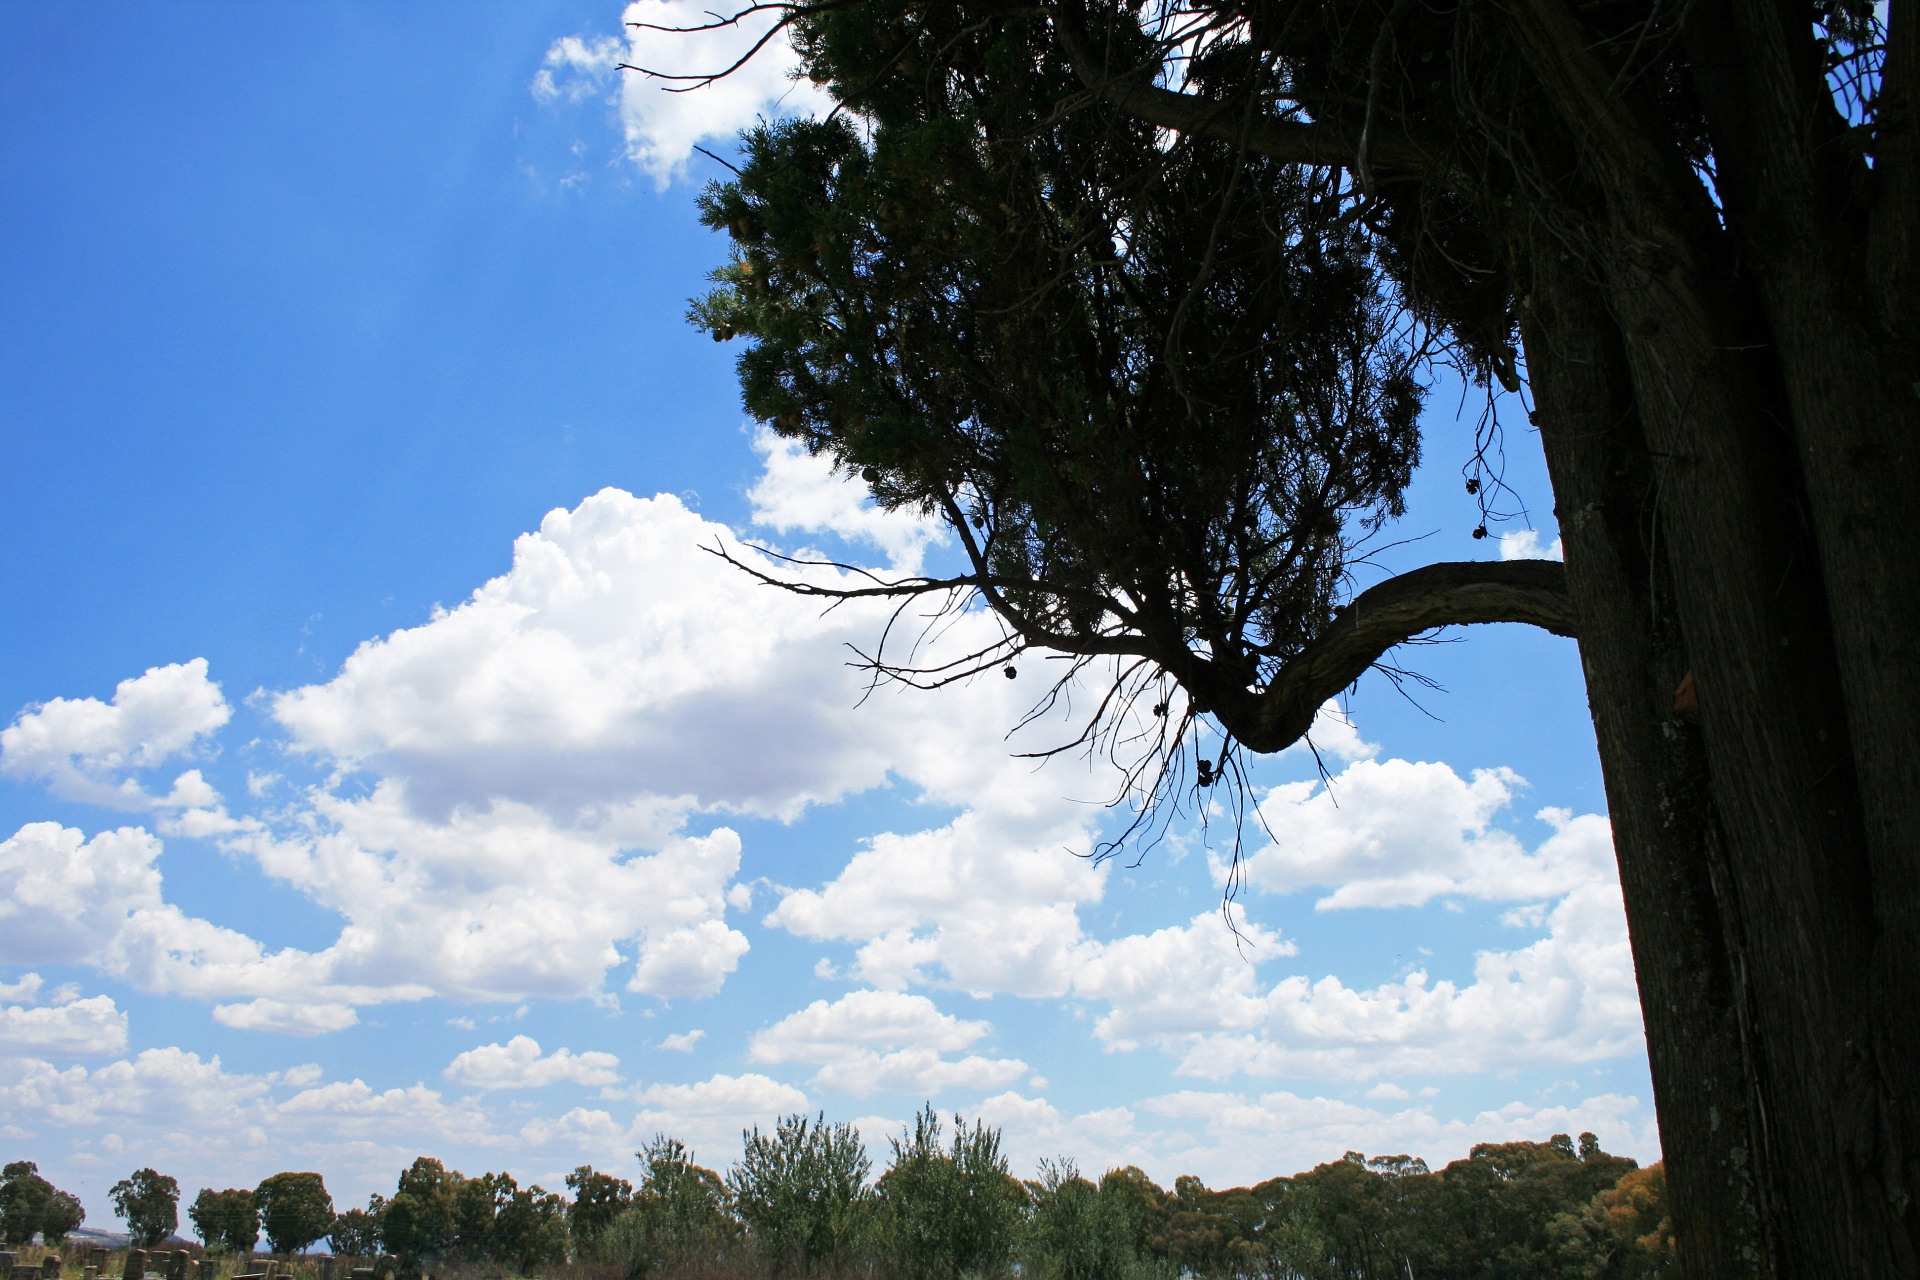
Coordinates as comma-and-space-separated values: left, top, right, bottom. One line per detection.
1223, 558, 1577, 751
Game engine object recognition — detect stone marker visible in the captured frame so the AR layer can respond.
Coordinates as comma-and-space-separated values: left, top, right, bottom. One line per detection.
42, 1257, 60, 1279
196, 1261, 214, 1280
348, 1269, 376, 1280
165, 1255, 186, 1280
122, 1250, 146, 1280
87, 1255, 106, 1276
85, 1268, 99, 1280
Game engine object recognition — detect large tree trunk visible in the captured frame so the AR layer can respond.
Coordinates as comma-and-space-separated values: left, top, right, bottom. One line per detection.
1520, 237, 1775, 1277
1495, 3, 1914, 1266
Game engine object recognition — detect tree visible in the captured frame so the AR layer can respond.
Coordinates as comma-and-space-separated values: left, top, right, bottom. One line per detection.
450, 1171, 515, 1263
2, 1162, 84, 1246
380, 1158, 462, 1264
876, 1107, 1022, 1280
110, 1169, 179, 1248
188, 1188, 260, 1254
491, 1183, 570, 1274
728, 1113, 873, 1275
329, 1198, 386, 1259
1022, 1160, 1138, 1280
253, 1173, 334, 1255
682, 3, 1919, 1272
603, 1137, 734, 1280
565, 1165, 633, 1260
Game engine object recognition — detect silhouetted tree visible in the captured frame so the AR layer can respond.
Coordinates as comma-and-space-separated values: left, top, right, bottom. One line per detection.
686, 3, 1920, 1270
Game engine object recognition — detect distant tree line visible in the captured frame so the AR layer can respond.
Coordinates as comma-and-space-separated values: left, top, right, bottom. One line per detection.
8, 1111, 1674, 1278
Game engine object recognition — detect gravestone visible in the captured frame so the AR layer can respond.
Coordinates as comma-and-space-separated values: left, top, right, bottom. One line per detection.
196, 1262, 214, 1280
87, 1254, 106, 1276
144, 1253, 168, 1280
85, 1268, 99, 1280
42, 1257, 61, 1279
348, 1270, 375, 1280
317, 1258, 334, 1280
122, 1250, 146, 1280
165, 1255, 186, 1280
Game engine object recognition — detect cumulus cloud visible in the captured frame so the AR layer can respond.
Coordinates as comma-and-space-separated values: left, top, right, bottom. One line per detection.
746, 429, 945, 572
445, 1036, 622, 1090
660, 1029, 705, 1052
0, 821, 427, 1016
0, 986, 127, 1057
771, 744, 1634, 1084
750, 990, 1027, 1097
0, 660, 232, 811
625, 1072, 812, 1160
534, 2, 834, 187
1237, 762, 1616, 910
1161, 881, 1642, 1081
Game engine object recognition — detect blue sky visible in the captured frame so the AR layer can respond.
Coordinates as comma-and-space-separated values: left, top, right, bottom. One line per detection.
0, 1, 1651, 1226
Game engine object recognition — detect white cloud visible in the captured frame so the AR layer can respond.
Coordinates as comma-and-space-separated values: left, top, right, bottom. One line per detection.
1236, 761, 1615, 910
0, 991, 127, 1057
659, 1029, 705, 1052
445, 1035, 622, 1090
766, 811, 1109, 996
1280, 700, 1379, 765
750, 990, 1027, 1097
1162, 881, 1641, 1080
0, 660, 231, 810
1070, 909, 1295, 1053
212, 1000, 360, 1036
1499, 529, 1564, 561
747, 429, 945, 572
535, 2, 835, 187
0, 821, 427, 1016
627, 1071, 812, 1160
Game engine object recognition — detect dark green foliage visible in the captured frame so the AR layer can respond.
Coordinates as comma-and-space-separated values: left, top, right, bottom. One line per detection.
328, 1198, 386, 1259
876, 1107, 1022, 1280
187, 1187, 259, 1254
1, 1161, 83, 1245
451, 1171, 515, 1261
380, 1158, 460, 1264
603, 1137, 734, 1280
565, 1165, 633, 1260
490, 1181, 570, 1274
694, 5, 1423, 766
253, 1173, 334, 1255
728, 1113, 873, 1276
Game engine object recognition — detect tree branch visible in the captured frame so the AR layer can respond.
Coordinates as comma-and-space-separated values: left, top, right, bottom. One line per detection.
1228, 558, 1577, 751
